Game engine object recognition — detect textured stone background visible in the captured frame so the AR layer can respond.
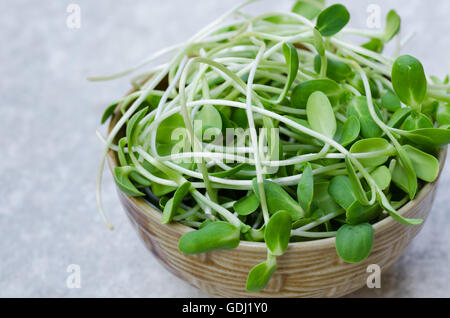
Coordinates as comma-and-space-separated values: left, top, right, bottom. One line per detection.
0, 0, 449, 297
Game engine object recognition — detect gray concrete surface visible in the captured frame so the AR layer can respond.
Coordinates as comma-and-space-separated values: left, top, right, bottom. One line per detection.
0, 0, 449, 298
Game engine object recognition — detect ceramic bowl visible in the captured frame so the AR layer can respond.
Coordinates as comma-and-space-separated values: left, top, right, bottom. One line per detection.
107, 97, 447, 298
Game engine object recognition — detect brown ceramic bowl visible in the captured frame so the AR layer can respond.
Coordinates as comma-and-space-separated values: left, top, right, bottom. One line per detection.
106, 95, 447, 298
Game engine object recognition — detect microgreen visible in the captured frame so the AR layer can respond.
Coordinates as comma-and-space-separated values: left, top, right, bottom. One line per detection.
161, 181, 191, 223
392, 55, 428, 112
292, 0, 325, 20
335, 223, 374, 263
292, 79, 341, 109
306, 91, 337, 139
93, 0, 449, 293
297, 163, 314, 216
178, 221, 241, 254
246, 254, 277, 293
264, 210, 292, 256
252, 179, 304, 221
234, 193, 260, 216
316, 4, 350, 37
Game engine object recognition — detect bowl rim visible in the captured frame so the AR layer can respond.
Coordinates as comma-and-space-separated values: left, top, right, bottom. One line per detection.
107, 103, 448, 252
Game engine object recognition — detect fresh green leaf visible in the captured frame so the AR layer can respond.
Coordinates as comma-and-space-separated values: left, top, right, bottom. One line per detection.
339, 116, 360, 146
381, 91, 402, 112
347, 96, 383, 138
362, 38, 384, 53
126, 107, 148, 146
292, 0, 325, 20
306, 91, 337, 138
246, 255, 277, 292
178, 221, 240, 254
291, 79, 341, 109
210, 163, 247, 178
252, 179, 304, 220
401, 113, 434, 131
297, 163, 314, 215
437, 103, 450, 127
195, 105, 222, 134
277, 43, 299, 102
370, 165, 391, 190
156, 113, 186, 144
265, 210, 292, 256
392, 55, 427, 111
161, 181, 191, 223
388, 107, 412, 128
313, 182, 341, 214
397, 127, 450, 149
312, 28, 325, 57
382, 10, 401, 42
101, 101, 119, 124
113, 166, 145, 197
350, 138, 396, 167
329, 176, 356, 210
377, 191, 423, 225
403, 145, 440, 182
346, 201, 381, 225
234, 193, 260, 216
316, 4, 350, 37
314, 55, 353, 82
335, 223, 374, 263
345, 156, 370, 206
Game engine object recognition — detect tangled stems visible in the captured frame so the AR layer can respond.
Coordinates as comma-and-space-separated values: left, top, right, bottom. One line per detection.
93, 0, 450, 292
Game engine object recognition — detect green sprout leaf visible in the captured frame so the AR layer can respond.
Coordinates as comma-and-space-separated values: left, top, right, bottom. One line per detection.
101, 101, 119, 124
335, 223, 374, 263
126, 107, 148, 146
392, 55, 427, 111
291, 79, 342, 109
381, 91, 402, 112
156, 113, 186, 144
437, 103, 450, 127
347, 96, 383, 138
246, 254, 277, 293
161, 181, 191, 224
195, 104, 223, 134
346, 201, 381, 225
382, 10, 401, 42
370, 165, 391, 190
362, 38, 384, 53
377, 191, 423, 225
265, 211, 292, 256
234, 193, 260, 216
345, 156, 370, 206
339, 116, 360, 147
329, 175, 356, 210
350, 138, 396, 167
314, 56, 353, 82
253, 179, 304, 220
276, 43, 299, 102
401, 113, 434, 131
297, 163, 314, 215
403, 145, 440, 182
306, 91, 337, 138
396, 127, 450, 149
113, 166, 145, 197
292, 0, 325, 20
316, 4, 350, 37
178, 221, 240, 254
